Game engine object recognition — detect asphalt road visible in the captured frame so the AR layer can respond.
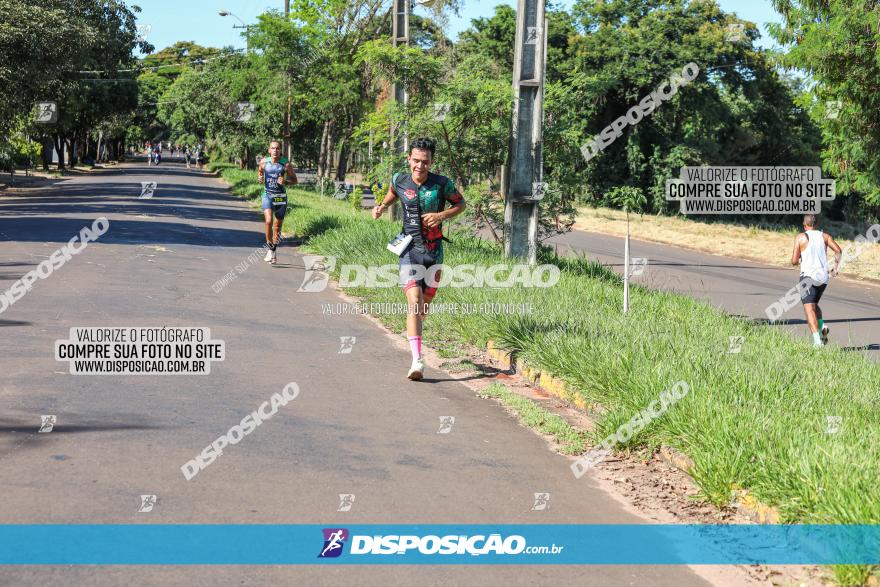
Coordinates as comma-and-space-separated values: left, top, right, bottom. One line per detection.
0, 158, 715, 586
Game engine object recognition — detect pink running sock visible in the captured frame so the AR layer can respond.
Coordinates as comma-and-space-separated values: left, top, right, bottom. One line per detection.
408, 336, 422, 360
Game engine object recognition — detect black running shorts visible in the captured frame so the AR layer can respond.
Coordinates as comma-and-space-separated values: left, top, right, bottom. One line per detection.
799, 275, 827, 304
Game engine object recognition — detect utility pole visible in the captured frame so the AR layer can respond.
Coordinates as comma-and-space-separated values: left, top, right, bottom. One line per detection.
503, 0, 547, 264
389, 0, 410, 221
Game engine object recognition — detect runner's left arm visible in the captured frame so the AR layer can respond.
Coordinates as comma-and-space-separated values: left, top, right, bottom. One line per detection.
825, 233, 843, 276
422, 179, 466, 228
284, 162, 298, 186
442, 180, 466, 219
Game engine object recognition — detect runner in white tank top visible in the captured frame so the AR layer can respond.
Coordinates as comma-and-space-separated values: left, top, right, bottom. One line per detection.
800, 230, 829, 285
791, 215, 842, 347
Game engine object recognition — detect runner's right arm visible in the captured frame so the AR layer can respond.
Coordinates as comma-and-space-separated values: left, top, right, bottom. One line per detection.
791, 233, 806, 266
372, 176, 399, 219
257, 159, 265, 184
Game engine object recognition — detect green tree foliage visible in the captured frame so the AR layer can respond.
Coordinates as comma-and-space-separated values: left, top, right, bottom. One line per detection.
158, 51, 277, 167
1, 0, 146, 168
769, 0, 880, 217
0, 0, 90, 135
548, 0, 819, 214
456, 3, 577, 83
111, 0, 871, 229
134, 42, 225, 143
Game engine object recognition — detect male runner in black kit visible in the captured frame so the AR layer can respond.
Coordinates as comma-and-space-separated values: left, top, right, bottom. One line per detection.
371, 138, 466, 380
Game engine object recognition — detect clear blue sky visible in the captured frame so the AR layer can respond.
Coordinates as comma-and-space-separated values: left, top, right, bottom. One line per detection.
131, 0, 782, 55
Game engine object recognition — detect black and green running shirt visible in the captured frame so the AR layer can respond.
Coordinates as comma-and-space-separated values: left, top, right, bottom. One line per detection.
391, 172, 464, 263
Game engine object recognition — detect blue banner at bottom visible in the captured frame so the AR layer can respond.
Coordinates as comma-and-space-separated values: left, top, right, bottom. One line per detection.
0, 525, 877, 564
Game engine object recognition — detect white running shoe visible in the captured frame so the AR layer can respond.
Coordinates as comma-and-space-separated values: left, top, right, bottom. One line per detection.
821, 325, 830, 345
407, 358, 424, 381
270, 250, 277, 265
264, 248, 273, 262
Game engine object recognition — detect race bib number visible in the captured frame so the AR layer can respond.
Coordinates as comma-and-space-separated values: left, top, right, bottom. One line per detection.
272, 195, 287, 206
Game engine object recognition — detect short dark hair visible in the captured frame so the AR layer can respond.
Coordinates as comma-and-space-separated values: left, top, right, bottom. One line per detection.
803, 214, 818, 227
409, 138, 436, 159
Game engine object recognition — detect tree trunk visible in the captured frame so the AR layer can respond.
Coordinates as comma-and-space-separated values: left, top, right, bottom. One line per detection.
335, 113, 356, 182
54, 135, 65, 170
317, 119, 332, 179
41, 137, 52, 170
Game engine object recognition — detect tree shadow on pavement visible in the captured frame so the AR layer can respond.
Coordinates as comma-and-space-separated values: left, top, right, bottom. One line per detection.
1, 216, 260, 248
841, 344, 880, 351
753, 317, 880, 326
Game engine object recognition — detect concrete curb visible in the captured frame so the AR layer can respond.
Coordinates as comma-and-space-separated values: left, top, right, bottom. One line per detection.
487, 339, 784, 525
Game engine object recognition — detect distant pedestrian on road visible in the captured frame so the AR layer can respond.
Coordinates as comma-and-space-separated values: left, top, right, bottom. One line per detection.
371, 137, 466, 380
791, 214, 842, 347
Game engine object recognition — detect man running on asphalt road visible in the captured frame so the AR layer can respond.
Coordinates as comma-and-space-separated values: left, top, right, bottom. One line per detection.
258, 140, 297, 264
372, 137, 466, 380
791, 214, 842, 347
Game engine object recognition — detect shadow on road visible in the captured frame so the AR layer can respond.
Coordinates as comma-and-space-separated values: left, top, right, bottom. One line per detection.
1, 217, 260, 248
605, 261, 792, 271
841, 344, 880, 351
753, 317, 880, 326
0, 423, 167, 434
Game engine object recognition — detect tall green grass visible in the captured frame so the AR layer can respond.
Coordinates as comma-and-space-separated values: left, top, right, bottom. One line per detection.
209, 163, 264, 199
222, 172, 880, 586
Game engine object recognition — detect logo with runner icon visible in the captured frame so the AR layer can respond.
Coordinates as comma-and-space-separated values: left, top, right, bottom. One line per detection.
318, 528, 349, 558
140, 181, 157, 199
138, 494, 157, 513
38, 415, 56, 433
338, 336, 356, 354
35, 102, 58, 124
298, 255, 336, 293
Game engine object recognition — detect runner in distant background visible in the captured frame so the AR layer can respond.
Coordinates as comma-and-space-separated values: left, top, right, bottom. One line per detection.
791, 214, 842, 347
258, 140, 297, 264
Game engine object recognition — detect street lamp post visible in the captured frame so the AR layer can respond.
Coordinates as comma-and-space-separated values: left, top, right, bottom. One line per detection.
218, 10, 251, 52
